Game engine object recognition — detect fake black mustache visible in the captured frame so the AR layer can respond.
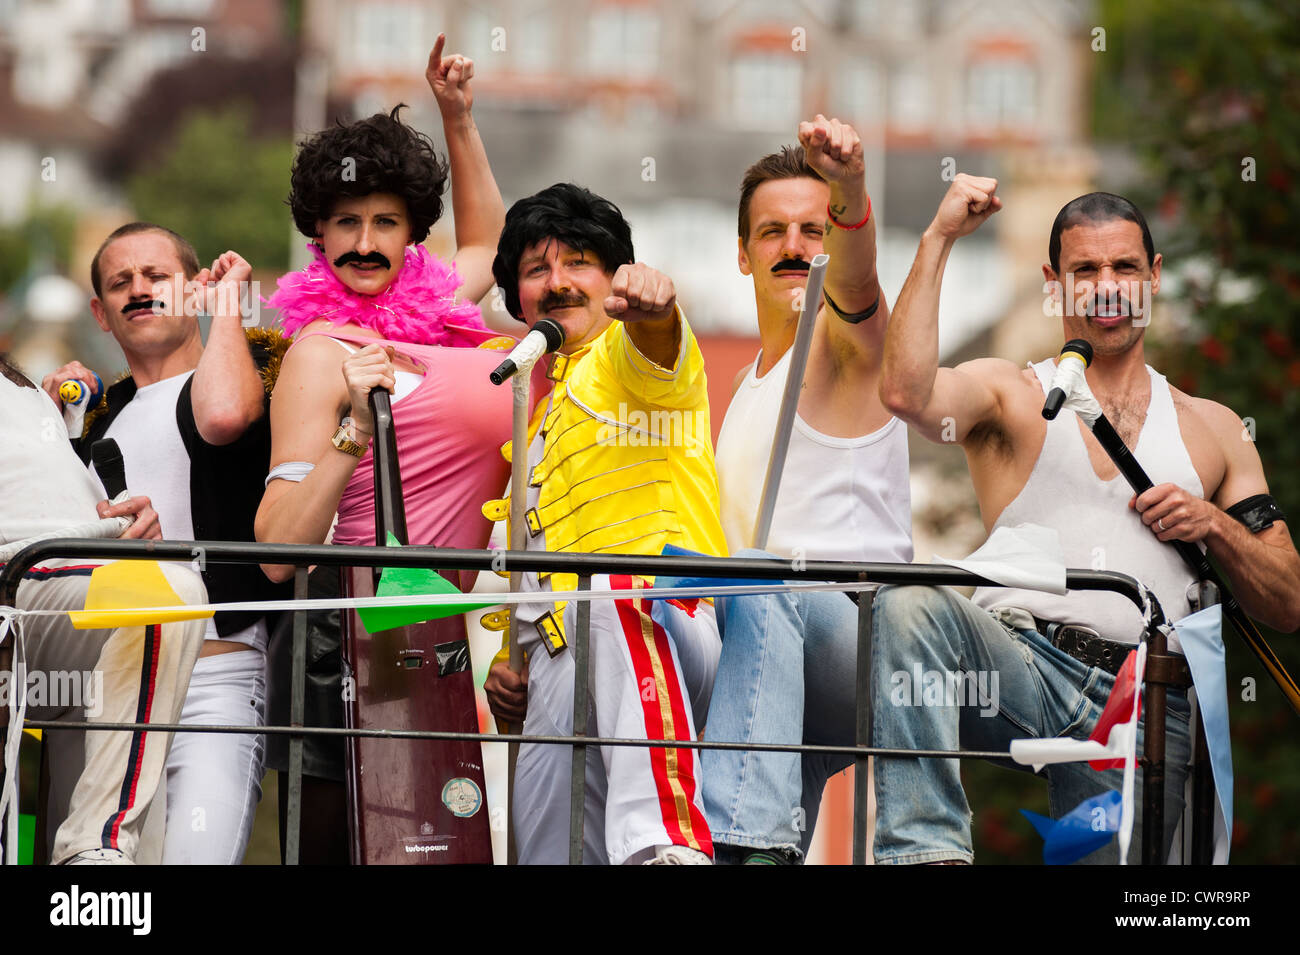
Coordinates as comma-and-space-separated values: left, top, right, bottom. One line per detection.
122, 299, 164, 315
540, 290, 589, 312
334, 251, 392, 270
772, 259, 811, 274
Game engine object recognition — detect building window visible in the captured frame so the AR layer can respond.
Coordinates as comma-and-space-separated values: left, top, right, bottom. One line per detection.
349, 2, 429, 71
966, 57, 1038, 127
516, 7, 553, 72
890, 62, 931, 131
588, 5, 660, 78
731, 55, 801, 131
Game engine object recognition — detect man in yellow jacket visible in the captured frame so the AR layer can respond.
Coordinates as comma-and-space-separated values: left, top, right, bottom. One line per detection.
483, 182, 726, 864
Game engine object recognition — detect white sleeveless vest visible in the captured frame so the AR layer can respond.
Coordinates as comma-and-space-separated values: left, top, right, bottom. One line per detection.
972, 359, 1202, 643
715, 348, 913, 562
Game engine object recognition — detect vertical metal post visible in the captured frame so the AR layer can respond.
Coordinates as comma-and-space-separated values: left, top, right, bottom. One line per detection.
286, 565, 308, 866
506, 371, 530, 865
1142, 623, 1167, 866
568, 576, 591, 865
852, 582, 874, 866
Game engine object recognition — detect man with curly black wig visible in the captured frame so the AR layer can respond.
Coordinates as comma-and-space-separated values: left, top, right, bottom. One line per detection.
256, 34, 512, 863
482, 182, 727, 864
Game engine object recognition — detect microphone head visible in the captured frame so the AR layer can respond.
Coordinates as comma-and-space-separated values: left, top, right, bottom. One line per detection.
91, 438, 128, 499
533, 318, 566, 353
1061, 339, 1093, 367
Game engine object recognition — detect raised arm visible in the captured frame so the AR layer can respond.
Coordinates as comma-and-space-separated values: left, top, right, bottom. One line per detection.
189, 251, 266, 445
879, 174, 1008, 445
254, 337, 395, 582
797, 115, 887, 363
1132, 399, 1300, 632
426, 33, 505, 304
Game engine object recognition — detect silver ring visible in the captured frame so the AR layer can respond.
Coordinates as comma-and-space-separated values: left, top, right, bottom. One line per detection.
1157, 518, 1166, 531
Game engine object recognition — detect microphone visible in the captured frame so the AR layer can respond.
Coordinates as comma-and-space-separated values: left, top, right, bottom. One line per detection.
59, 372, 104, 410
489, 319, 565, 385
1042, 339, 1094, 420
91, 438, 136, 536
92, 438, 128, 499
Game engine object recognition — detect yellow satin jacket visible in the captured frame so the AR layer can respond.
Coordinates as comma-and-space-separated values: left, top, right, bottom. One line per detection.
483, 308, 726, 658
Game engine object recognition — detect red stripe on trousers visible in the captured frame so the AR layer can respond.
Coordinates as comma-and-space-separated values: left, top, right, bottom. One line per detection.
611, 574, 711, 855
106, 623, 161, 848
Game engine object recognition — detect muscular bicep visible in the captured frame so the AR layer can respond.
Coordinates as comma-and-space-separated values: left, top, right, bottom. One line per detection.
1202, 400, 1272, 510
906, 358, 1011, 446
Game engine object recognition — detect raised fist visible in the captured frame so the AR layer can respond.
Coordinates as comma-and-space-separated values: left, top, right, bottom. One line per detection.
797, 114, 864, 184
604, 263, 676, 322
929, 173, 1002, 240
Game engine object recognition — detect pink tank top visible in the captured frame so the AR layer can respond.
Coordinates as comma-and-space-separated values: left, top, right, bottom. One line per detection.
297, 331, 514, 556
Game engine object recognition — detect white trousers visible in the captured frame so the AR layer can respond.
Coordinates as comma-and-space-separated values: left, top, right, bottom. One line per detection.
514, 576, 720, 865
161, 647, 267, 864
16, 559, 206, 864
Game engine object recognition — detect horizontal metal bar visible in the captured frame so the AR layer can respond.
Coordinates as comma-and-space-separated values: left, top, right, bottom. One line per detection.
18, 718, 1016, 761
0, 537, 1151, 614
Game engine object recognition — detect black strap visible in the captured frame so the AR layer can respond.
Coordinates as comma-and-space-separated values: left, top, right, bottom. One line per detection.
823, 289, 880, 324
1226, 493, 1285, 533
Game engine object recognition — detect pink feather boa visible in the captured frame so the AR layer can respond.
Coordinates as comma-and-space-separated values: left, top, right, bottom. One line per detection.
268, 244, 490, 346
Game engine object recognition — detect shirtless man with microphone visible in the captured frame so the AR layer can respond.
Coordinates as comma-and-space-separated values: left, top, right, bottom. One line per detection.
869, 175, 1300, 864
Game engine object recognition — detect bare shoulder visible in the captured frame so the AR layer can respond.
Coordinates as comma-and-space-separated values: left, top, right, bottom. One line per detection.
1170, 384, 1248, 445
731, 360, 755, 397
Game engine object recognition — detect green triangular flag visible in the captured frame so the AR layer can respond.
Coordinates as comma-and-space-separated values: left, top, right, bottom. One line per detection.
356, 532, 496, 634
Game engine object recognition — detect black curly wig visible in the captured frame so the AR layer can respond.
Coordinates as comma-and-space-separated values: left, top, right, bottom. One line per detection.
492, 183, 635, 323
288, 105, 449, 243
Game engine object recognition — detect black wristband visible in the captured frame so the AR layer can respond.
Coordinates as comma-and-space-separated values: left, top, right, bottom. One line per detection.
823, 289, 880, 325
1226, 493, 1286, 533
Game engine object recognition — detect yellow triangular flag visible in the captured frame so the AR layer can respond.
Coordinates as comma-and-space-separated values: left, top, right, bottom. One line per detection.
69, 560, 213, 630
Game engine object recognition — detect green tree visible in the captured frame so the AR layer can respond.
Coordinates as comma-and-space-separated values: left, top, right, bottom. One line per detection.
126, 108, 294, 274
1090, 0, 1300, 864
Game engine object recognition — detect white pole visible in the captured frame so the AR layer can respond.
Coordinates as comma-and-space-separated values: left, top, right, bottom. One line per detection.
752, 253, 829, 550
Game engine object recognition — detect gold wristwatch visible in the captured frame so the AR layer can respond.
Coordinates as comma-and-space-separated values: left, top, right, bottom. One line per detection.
331, 416, 368, 458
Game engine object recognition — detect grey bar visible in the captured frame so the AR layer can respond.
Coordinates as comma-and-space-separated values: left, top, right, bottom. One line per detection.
569, 575, 592, 865
752, 253, 829, 550
852, 585, 874, 865
286, 566, 308, 867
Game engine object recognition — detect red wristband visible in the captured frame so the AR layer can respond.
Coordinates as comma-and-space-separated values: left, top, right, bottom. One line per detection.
827, 195, 872, 231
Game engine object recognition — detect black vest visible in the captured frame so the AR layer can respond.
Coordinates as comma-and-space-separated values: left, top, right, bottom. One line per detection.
74, 363, 289, 636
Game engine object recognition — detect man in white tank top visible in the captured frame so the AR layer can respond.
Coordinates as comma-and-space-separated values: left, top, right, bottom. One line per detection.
41, 225, 272, 864
701, 117, 913, 863
872, 177, 1300, 863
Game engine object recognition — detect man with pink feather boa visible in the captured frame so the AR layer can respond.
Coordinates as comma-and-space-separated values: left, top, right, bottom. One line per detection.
254, 34, 515, 862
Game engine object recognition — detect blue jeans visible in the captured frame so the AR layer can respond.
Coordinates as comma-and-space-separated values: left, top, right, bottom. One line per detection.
702, 550, 861, 857
871, 585, 1191, 864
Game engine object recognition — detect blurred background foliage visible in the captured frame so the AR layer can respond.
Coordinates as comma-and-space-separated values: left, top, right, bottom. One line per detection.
971, 0, 1300, 864
125, 107, 294, 274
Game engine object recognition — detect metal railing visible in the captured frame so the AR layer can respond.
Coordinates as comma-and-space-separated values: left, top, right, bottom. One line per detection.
0, 536, 1182, 865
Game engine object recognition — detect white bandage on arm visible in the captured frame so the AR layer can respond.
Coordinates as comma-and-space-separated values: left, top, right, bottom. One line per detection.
265, 461, 316, 486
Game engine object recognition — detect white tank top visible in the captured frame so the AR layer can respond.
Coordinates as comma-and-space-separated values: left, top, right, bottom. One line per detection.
972, 359, 1201, 643
715, 348, 913, 562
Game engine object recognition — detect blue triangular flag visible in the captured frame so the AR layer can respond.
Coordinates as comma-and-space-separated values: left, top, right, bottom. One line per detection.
1021, 789, 1121, 865
652, 543, 788, 597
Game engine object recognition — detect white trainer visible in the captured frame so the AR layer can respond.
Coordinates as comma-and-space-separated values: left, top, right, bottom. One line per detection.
643, 845, 712, 865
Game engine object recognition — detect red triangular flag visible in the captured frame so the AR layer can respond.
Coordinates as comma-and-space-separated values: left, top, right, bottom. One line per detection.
1088, 649, 1141, 771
